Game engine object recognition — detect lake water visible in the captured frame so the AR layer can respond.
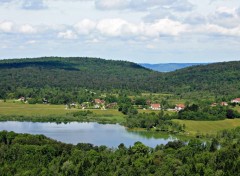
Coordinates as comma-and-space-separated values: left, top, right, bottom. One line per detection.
0, 121, 177, 148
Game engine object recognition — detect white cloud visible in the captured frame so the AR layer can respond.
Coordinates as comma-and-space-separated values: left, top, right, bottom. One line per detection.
0, 0, 47, 10
205, 24, 240, 36
94, 0, 193, 12
208, 6, 240, 28
26, 40, 37, 44
74, 19, 96, 35
237, 7, 240, 16
21, 0, 47, 10
19, 24, 37, 34
184, 13, 207, 25
1, 0, 240, 62
143, 19, 187, 37
96, 18, 139, 37
95, 0, 128, 10
58, 30, 77, 39
0, 21, 14, 32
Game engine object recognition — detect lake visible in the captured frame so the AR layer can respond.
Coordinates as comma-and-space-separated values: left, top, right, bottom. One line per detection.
0, 121, 177, 148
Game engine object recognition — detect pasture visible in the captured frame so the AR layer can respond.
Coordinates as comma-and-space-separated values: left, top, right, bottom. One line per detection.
173, 119, 240, 135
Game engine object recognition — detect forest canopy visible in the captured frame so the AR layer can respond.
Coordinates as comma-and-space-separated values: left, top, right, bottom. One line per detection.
0, 57, 240, 101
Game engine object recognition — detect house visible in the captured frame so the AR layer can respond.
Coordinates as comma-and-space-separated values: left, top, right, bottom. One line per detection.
18, 97, 25, 101
42, 98, 48, 104
175, 104, 186, 111
150, 104, 161, 110
231, 98, 240, 104
210, 103, 217, 107
94, 104, 100, 109
70, 103, 77, 108
94, 99, 105, 104
220, 102, 228, 106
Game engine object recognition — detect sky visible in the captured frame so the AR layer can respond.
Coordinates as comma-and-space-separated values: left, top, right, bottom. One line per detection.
0, 0, 240, 63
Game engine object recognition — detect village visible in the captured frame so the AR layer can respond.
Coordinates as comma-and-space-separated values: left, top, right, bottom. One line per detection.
15, 96, 240, 113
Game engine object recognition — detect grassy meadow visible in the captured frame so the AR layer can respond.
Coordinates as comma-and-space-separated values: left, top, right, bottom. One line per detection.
173, 119, 240, 136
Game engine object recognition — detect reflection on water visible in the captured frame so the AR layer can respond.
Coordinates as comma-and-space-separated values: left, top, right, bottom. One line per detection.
0, 121, 177, 148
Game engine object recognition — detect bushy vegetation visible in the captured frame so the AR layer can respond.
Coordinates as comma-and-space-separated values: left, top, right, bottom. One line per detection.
178, 104, 240, 120
1, 127, 240, 175
126, 112, 184, 133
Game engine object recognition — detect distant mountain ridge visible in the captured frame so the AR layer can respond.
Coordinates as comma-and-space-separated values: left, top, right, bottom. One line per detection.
140, 63, 209, 72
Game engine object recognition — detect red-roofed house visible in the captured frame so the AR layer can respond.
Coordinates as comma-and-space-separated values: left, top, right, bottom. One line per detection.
150, 104, 161, 110
231, 98, 240, 104
175, 104, 186, 111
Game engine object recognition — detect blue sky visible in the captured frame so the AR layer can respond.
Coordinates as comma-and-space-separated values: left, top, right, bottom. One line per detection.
0, 0, 240, 63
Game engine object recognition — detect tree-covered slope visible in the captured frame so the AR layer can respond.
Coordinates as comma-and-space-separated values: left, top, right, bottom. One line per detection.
162, 61, 240, 96
0, 57, 240, 100
1, 128, 240, 175
0, 57, 161, 97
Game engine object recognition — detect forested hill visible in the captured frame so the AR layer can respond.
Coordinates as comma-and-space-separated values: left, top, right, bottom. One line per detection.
0, 57, 240, 100
0, 57, 161, 97
163, 61, 240, 97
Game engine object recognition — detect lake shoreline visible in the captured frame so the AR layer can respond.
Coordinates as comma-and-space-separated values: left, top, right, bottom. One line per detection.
0, 121, 182, 148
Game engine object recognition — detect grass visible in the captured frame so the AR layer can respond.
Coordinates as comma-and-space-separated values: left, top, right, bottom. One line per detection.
233, 105, 240, 112
173, 119, 240, 136
0, 101, 122, 116
0, 101, 126, 123
0, 101, 67, 116
0, 101, 173, 117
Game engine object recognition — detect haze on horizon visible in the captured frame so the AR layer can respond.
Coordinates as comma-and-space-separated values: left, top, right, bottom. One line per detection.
0, 0, 240, 64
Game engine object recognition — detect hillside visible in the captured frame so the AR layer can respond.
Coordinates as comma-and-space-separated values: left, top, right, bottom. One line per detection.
140, 63, 208, 72
163, 61, 240, 97
0, 57, 161, 99
0, 57, 240, 101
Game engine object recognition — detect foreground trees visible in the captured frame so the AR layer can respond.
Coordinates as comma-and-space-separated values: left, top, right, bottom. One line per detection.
1, 127, 240, 175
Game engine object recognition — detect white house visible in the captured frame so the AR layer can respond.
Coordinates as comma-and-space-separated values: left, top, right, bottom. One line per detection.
220, 102, 228, 106
231, 98, 240, 104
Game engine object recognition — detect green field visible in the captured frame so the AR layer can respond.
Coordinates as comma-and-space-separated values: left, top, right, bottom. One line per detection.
0, 101, 123, 116
173, 119, 240, 135
234, 106, 240, 112
0, 101, 165, 117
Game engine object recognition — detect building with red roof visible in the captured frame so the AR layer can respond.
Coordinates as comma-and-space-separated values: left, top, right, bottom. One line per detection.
150, 104, 161, 110
231, 98, 240, 103
175, 104, 186, 111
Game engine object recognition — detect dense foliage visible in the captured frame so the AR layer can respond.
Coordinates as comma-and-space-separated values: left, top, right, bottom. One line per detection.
1, 57, 240, 102
1, 128, 240, 175
0, 57, 160, 100
165, 61, 240, 98
126, 112, 184, 133
178, 104, 240, 120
